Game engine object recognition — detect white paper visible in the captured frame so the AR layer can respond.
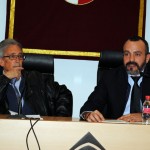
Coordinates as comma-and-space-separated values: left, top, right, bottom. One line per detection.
25, 115, 43, 120
102, 119, 128, 124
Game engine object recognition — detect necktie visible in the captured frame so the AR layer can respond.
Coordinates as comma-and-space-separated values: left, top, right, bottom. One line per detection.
11, 79, 21, 104
9, 78, 33, 115
7, 84, 18, 113
11, 79, 22, 114
130, 76, 141, 113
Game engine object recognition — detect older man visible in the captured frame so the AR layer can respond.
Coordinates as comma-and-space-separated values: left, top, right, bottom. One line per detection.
0, 39, 73, 117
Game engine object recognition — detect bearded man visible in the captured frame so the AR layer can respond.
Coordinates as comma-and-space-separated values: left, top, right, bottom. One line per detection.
80, 36, 150, 122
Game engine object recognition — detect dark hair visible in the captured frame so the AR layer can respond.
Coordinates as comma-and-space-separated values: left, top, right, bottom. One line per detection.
127, 36, 149, 54
0, 39, 22, 57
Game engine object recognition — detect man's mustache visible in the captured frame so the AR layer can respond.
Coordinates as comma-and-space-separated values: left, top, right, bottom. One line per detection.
126, 61, 140, 70
13, 64, 22, 67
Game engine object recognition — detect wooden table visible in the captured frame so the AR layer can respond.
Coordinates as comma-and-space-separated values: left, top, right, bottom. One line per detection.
0, 115, 149, 150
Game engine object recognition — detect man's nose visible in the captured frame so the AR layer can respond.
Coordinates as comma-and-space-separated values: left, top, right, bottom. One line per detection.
130, 54, 135, 61
15, 57, 19, 61
15, 56, 21, 62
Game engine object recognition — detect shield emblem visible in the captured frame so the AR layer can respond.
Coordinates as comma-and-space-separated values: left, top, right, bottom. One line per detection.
65, 0, 94, 5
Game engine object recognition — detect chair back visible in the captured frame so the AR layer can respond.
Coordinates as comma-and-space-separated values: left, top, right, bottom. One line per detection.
23, 53, 54, 80
97, 51, 123, 84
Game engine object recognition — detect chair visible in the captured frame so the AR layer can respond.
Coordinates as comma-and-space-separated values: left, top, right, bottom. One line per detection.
97, 51, 123, 84
96, 51, 123, 116
23, 53, 54, 81
0, 53, 54, 81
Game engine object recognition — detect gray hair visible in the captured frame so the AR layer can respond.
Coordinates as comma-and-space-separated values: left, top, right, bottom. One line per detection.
0, 39, 22, 57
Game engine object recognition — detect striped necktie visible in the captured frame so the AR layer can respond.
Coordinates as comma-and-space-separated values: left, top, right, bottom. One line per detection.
11, 78, 21, 104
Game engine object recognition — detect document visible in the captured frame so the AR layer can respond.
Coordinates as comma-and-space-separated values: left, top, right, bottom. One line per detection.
102, 120, 128, 124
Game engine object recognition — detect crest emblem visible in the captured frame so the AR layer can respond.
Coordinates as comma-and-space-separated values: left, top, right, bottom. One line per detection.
65, 0, 94, 5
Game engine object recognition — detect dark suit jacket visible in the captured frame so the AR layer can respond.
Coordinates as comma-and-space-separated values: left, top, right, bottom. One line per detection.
0, 70, 73, 116
80, 65, 150, 119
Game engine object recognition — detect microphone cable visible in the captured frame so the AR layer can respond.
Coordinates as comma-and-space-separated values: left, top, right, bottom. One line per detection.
26, 118, 41, 150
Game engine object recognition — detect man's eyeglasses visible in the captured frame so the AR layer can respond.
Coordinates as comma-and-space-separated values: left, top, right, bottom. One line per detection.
3, 54, 26, 60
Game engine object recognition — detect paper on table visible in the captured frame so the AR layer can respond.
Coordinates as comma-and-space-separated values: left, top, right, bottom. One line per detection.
9, 111, 43, 120
25, 115, 43, 120
102, 119, 128, 124
9, 110, 18, 115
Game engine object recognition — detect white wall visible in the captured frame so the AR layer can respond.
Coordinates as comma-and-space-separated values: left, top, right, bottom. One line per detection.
0, 0, 150, 118
0, 0, 7, 41
145, 0, 150, 45
54, 59, 98, 118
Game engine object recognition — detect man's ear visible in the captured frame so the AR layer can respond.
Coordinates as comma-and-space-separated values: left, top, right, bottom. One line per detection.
146, 53, 150, 63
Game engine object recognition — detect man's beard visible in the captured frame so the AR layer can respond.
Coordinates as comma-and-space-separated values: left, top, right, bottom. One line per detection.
125, 61, 146, 75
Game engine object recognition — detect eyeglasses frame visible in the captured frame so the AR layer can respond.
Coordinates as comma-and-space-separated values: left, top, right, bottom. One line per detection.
2, 54, 26, 60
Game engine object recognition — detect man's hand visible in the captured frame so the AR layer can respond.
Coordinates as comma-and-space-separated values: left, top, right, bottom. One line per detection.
117, 113, 142, 122
84, 110, 105, 122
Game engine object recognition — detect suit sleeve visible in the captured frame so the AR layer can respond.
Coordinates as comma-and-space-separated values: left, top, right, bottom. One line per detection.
80, 74, 108, 116
46, 80, 73, 117
0, 75, 10, 113
0, 75, 10, 100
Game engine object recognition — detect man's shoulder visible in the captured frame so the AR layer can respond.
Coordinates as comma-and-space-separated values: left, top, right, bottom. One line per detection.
22, 70, 41, 76
144, 61, 150, 77
103, 65, 126, 76
23, 70, 54, 84
99, 66, 127, 84
22, 70, 43, 81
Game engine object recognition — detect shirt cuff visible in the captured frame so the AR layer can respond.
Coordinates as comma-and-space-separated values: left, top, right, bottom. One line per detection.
80, 111, 92, 120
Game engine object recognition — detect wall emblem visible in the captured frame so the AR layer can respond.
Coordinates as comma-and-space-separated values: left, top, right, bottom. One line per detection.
65, 0, 94, 5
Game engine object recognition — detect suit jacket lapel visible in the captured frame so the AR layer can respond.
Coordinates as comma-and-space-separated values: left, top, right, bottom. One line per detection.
117, 66, 129, 112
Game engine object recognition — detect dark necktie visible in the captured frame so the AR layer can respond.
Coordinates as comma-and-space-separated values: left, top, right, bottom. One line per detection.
11, 78, 23, 114
130, 76, 141, 113
7, 78, 33, 115
11, 79, 21, 104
